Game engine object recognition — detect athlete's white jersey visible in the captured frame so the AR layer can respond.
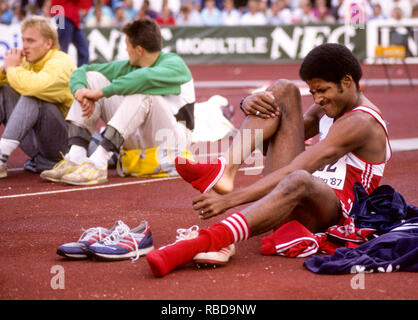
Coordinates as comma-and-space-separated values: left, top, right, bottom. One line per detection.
312, 106, 392, 217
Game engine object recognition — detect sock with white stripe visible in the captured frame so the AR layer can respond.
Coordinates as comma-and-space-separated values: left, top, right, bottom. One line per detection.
0, 138, 19, 163
201, 212, 250, 251
146, 212, 250, 277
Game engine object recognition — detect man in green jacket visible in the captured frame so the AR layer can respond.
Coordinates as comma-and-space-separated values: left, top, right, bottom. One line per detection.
41, 18, 196, 185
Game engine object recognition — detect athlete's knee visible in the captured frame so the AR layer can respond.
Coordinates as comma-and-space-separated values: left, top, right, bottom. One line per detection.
268, 79, 300, 100
17, 95, 41, 106
273, 170, 312, 198
267, 79, 301, 116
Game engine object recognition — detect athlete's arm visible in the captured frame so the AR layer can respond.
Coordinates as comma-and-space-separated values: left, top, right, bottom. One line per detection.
303, 104, 323, 140
193, 111, 373, 218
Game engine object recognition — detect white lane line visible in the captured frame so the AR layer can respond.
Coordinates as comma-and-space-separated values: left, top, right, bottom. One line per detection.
2, 136, 417, 200
194, 79, 418, 88
0, 176, 178, 199
390, 138, 418, 152
0, 166, 265, 200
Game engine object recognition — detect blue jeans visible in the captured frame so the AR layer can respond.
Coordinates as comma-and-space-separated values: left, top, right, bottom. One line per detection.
58, 17, 89, 67
0, 85, 69, 163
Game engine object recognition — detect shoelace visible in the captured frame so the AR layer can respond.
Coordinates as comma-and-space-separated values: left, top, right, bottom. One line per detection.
101, 222, 142, 262
176, 225, 200, 241
102, 222, 130, 245
78, 227, 107, 242
159, 225, 200, 251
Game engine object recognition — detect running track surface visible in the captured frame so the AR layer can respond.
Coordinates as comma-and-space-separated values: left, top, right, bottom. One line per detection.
0, 64, 417, 300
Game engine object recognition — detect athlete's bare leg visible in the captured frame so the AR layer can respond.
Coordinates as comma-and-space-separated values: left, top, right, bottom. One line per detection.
213, 79, 305, 194
243, 170, 341, 235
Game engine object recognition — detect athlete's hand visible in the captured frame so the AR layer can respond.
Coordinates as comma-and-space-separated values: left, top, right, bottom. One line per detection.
192, 191, 234, 219
74, 88, 103, 102
74, 88, 97, 118
241, 91, 279, 119
81, 98, 95, 118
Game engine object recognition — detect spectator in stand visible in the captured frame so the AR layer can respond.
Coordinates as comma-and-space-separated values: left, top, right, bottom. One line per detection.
292, 0, 316, 24
200, 0, 222, 25
49, 0, 91, 67
267, 0, 293, 24
176, 1, 203, 25
370, 2, 387, 21
221, 0, 241, 25
234, 0, 247, 13
374, 0, 412, 20
142, 0, 181, 17
156, 3, 176, 25
412, 3, 418, 18
390, 5, 404, 20
11, 1, 26, 24
85, 1, 114, 27
288, 0, 302, 10
240, 0, 268, 25
0, 0, 13, 25
123, 0, 138, 20
313, 0, 335, 23
337, 0, 373, 24
135, 0, 159, 20
113, 2, 129, 27
330, 0, 343, 21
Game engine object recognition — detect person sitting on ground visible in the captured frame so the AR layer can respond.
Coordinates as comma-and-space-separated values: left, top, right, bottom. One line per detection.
145, 43, 392, 277
40, 18, 195, 186
0, 15, 76, 178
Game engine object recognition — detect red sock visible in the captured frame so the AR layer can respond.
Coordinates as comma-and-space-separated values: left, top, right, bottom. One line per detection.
146, 213, 250, 277
175, 156, 226, 193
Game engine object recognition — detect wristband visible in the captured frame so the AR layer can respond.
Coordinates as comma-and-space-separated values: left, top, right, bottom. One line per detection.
239, 96, 246, 114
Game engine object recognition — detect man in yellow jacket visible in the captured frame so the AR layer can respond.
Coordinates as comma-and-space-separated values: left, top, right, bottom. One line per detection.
0, 16, 76, 178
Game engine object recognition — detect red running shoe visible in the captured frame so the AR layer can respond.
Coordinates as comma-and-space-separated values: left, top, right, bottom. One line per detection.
175, 156, 226, 193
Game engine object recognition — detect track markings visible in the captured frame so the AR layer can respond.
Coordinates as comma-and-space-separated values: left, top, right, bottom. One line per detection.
1, 137, 416, 200
0, 166, 264, 200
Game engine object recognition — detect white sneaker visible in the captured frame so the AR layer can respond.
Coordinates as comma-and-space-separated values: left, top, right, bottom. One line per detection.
193, 244, 236, 268
61, 161, 108, 186
0, 160, 7, 179
40, 158, 78, 182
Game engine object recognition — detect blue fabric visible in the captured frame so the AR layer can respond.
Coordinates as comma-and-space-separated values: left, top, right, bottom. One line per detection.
350, 182, 418, 234
304, 226, 418, 274
304, 184, 418, 274
57, 18, 89, 67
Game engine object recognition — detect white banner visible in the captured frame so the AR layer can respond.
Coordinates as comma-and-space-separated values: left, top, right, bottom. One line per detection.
0, 24, 22, 62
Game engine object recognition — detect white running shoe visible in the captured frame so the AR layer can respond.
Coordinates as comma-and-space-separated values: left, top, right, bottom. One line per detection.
61, 161, 107, 186
88, 221, 154, 261
0, 160, 7, 179
161, 225, 236, 268
57, 226, 111, 259
40, 158, 78, 182
193, 244, 236, 268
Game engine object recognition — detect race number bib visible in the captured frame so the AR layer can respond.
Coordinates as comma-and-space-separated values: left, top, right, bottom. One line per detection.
312, 156, 347, 190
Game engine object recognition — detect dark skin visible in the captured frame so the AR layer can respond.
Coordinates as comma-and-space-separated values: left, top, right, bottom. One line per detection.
190, 76, 387, 235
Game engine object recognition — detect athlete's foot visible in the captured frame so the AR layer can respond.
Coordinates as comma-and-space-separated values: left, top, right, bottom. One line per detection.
211, 168, 235, 194
175, 156, 234, 194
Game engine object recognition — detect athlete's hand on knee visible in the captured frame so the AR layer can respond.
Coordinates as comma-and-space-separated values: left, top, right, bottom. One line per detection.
243, 91, 279, 118
81, 98, 95, 118
192, 193, 230, 219
74, 88, 103, 102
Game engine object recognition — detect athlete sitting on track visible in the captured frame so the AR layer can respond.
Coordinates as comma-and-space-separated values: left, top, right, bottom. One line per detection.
145, 43, 392, 277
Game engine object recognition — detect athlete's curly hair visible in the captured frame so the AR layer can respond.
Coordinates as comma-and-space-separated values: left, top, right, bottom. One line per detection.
299, 43, 362, 90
